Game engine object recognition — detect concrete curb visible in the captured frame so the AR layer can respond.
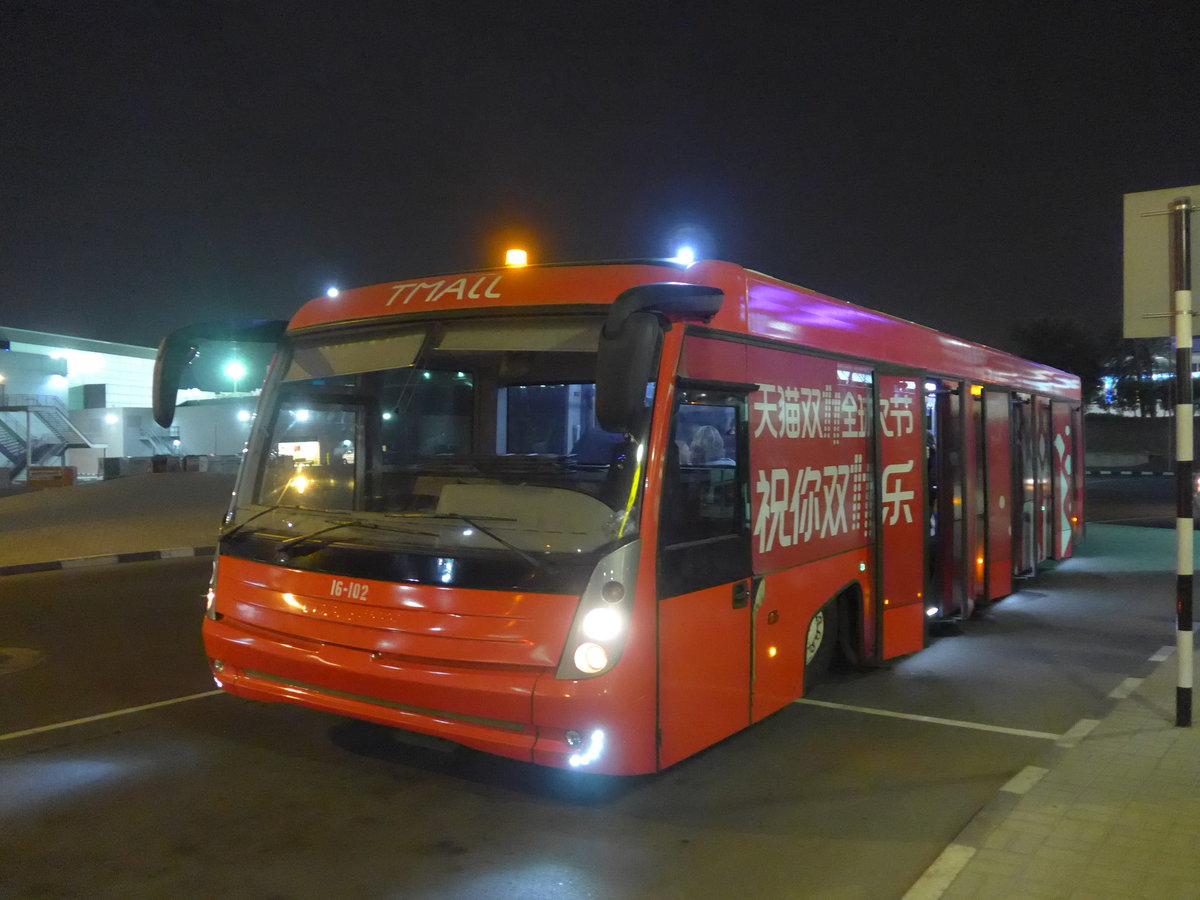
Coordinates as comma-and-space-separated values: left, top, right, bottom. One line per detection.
0, 546, 216, 577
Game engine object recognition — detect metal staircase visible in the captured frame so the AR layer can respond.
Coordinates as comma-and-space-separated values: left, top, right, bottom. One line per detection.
140, 426, 180, 455
0, 419, 25, 470
0, 395, 96, 479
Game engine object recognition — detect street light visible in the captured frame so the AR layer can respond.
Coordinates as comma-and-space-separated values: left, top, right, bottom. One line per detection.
224, 359, 247, 393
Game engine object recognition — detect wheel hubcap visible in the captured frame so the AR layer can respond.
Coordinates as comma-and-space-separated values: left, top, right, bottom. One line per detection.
805, 611, 825, 664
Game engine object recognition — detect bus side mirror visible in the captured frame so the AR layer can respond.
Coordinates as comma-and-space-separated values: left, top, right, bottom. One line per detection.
594, 282, 724, 434
152, 332, 200, 428
596, 311, 661, 434
153, 319, 288, 428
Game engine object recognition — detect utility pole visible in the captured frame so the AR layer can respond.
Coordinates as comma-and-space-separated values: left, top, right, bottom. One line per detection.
1170, 197, 1194, 727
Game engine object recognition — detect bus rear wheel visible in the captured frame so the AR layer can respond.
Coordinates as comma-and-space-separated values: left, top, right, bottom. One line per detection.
804, 600, 839, 690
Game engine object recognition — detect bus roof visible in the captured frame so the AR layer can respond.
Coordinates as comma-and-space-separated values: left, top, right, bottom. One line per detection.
288, 259, 1080, 400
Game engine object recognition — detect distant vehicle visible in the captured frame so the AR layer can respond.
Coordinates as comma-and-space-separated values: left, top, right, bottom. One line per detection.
154, 257, 1083, 774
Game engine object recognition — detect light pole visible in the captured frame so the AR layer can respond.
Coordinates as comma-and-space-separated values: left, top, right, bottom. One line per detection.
1170, 197, 1194, 728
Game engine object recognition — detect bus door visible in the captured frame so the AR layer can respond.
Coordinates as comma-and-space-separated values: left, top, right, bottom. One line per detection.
965, 385, 987, 606
657, 380, 752, 769
876, 373, 926, 659
983, 390, 1014, 600
1012, 392, 1037, 575
925, 379, 968, 618
1034, 396, 1054, 563
1051, 400, 1081, 559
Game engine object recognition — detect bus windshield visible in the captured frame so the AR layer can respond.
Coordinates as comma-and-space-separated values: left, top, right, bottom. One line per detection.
230, 314, 653, 579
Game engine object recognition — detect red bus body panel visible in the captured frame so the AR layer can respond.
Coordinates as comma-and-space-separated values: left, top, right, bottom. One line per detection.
751, 548, 873, 719
658, 582, 753, 768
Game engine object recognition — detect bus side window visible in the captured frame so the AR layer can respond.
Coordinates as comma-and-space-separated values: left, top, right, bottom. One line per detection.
661, 405, 740, 545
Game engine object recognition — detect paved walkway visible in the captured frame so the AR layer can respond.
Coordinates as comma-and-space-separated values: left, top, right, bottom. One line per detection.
908, 638, 1200, 898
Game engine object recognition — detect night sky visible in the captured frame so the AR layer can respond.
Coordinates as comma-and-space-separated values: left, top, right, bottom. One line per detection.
4, 1, 1199, 352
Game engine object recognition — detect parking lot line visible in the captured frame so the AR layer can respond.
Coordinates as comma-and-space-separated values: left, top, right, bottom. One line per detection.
0, 689, 223, 743
794, 697, 1062, 740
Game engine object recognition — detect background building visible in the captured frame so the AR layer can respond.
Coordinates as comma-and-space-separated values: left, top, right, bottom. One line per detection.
0, 326, 253, 482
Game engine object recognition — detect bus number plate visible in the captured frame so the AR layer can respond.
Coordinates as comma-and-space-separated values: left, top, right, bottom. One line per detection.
330, 578, 370, 601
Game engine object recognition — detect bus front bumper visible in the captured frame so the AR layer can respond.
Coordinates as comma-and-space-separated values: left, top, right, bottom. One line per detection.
202, 617, 613, 771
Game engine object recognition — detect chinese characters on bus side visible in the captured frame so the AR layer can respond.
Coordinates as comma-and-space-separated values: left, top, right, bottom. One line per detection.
754, 458, 864, 551
751, 373, 870, 556
750, 374, 920, 558
879, 392, 917, 527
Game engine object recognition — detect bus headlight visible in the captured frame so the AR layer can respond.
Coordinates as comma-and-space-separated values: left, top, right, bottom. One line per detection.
581, 606, 623, 642
556, 542, 640, 680
573, 642, 609, 675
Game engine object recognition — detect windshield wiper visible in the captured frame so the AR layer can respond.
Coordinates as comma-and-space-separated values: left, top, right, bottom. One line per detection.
390, 512, 556, 574
278, 518, 437, 558
221, 505, 290, 542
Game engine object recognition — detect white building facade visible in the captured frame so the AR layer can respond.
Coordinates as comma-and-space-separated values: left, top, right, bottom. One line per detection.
1, 326, 251, 481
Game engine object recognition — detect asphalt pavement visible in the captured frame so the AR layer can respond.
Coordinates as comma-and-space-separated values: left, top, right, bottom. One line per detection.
0, 472, 233, 574
1, 474, 1198, 898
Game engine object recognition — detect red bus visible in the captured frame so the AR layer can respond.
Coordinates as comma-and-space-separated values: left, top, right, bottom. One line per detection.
154, 258, 1083, 775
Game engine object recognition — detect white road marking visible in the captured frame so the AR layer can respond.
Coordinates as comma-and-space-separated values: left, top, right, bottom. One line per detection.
902, 843, 976, 900
1055, 718, 1100, 747
1150, 645, 1175, 662
1000, 765, 1049, 794
1108, 677, 1143, 699
794, 698, 1061, 740
0, 690, 223, 743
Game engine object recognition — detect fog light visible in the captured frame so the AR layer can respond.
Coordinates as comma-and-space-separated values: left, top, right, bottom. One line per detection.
568, 729, 606, 768
212, 659, 225, 673
565, 729, 584, 748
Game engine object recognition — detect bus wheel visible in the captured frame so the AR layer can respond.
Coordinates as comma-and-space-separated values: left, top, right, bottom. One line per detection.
804, 600, 838, 690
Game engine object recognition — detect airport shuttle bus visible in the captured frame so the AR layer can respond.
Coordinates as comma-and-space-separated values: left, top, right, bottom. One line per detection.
154, 258, 1083, 775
